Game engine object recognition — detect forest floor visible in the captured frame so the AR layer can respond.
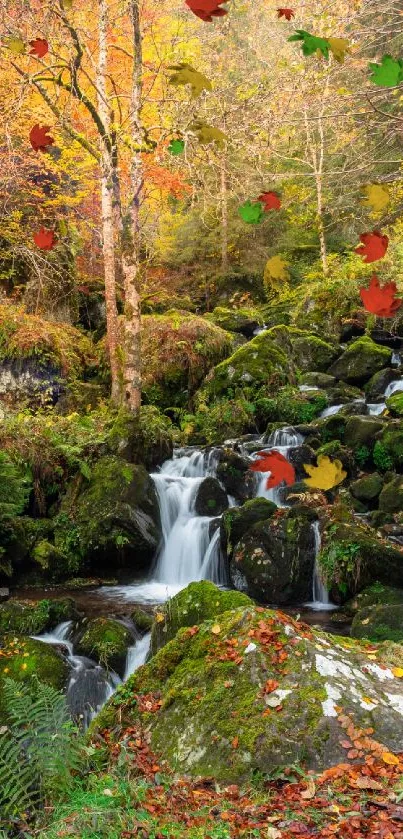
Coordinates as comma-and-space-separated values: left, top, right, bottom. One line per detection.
32, 723, 403, 839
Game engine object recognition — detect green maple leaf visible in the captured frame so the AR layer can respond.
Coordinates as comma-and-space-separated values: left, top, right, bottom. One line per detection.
369, 55, 403, 87
288, 30, 330, 59
168, 139, 185, 156
238, 200, 264, 224
3, 35, 26, 55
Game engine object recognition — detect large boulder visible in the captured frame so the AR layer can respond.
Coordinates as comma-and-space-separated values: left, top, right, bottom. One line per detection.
344, 415, 384, 448
0, 597, 78, 637
76, 617, 133, 676
299, 372, 336, 389
55, 455, 161, 575
345, 583, 403, 615
230, 507, 316, 603
365, 368, 399, 401
379, 475, 403, 513
386, 391, 403, 417
350, 473, 383, 503
351, 604, 403, 643
194, 477, 228, 517
215, 449, 256, 502
204, 306, 264, 337
266, 325, 339, 373
150, 580, 252, 654
0, 635, 68, 720
327, 337, 391, 384
97, 604, 403, 781
221, 498, 277, 557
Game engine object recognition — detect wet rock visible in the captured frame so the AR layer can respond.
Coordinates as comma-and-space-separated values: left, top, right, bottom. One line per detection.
379, 475, 403, 513
350, 473, 383, 503
351, 604, 403, 643
345, 583, 403, 616
76, 617, 133, 677
0, 635, 68, 721
216, 450, 256, 503
131, 608, 153, 634
221, 498, 277, 557
195, 477, 228, 517
288, 444, 317, 481
344, 415, 384, 448
386, 391, 403, 418
365, 368, 399, 402
299, 372, 336, 389
328, 337, 392, 385
0, 597, 79, 637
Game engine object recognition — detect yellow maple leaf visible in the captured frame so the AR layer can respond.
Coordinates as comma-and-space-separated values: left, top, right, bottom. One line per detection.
3, 36, 26, 55
303, 455, 346, 491
328, 37, 351, 63
211, 624, 221, 635
168, 63, 212, 99
190, 120, 227, 147
392, 667, 403, 678
361, 183, 390, 214
264, 255, 289, 284
382, 751, 400, 765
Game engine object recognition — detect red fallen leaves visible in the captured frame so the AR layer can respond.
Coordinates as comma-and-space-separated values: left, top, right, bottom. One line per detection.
277, 7, 295, 20
29, 124, 54, 152
360, 274, 402, 317
258, 190, 282, 211
33, 227, 57, 250
185, 0, 228, 22
354, 229, 389, 263
250, 450, 296, 489
29, 38, 49, 58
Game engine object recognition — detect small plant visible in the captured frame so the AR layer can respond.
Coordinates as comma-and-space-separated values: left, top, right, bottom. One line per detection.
373, 441, 393, 472
354, 445, 371, 468
319, 528, 361, 594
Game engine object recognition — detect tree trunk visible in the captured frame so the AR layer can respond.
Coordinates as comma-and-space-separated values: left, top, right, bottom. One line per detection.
120, 0, 143, 413
97, 0, 121, 402
220, 157, 229, 275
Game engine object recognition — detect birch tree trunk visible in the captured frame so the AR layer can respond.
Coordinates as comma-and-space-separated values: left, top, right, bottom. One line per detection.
303, 75, 329, 278
220, 157, 229, 275
97, 0, 121, 402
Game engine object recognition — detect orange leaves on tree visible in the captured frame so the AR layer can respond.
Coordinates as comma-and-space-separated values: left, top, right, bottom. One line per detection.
29, 124, 54, 152
185, 0, 228, 22
258, 191, 281, 211
33, 228, 57, 250
354, 230, 389, 263
360, 275, 402, 317
29, 38, 49, 58
277, 8, 295, 20
250, 450, 295, 489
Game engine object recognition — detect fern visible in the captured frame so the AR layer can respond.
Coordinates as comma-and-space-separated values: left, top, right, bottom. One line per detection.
0, 678, 84, 821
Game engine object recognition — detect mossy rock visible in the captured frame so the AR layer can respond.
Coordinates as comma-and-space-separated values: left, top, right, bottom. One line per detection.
230, 507, 316, 603
345, 583, 403, 615
150, 581, 252, 654
257, 387, 327, 427
299, 372, 336, 389
131, 608, 153, 634
365, 368, 399, 401
351, 604, 403, 643
386, 391, 403, 418
319, 520, 403, 601
76, 617, 132, 676
205, 307, 264, 337
378, 424, 403, 469
194, 477, 228, 517
350, 473, 383, 503
327, 337, 391, 385
32, 540, 68, 578
344, 415, 384, 448
96, 604, 403, 781
379, 475, 403, 513
221, 498, 277, 557
316, 413, 348, 444
0, 597, 78, 637
0, 516, 53, 582
0, 635, 68, 721
55, 455, 161, 575
264, 325, 339, 373
215, 450, 256, 502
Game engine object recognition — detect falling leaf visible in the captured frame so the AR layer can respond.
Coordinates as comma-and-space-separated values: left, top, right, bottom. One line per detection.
361, 183, 390, 213
29, 124, 55, 152
29, 38, 49, 58
382, 752, 400, 765
190, 120, 227, 146
264, 255, 290, 283
168, 63, 212, 98
303, 455, 346, 491
360, 275, 402, 318
3, 35, 26, 54
238, 200, 264, 224
185, 0, 228, 22
258, 191, 281, 211
328, 37, 351, 63
288, 30, 330, 60
277, 8, 295, 20
250, 450, 295, 489
33, 228, 57, 250
393, 668, 403, 678
168, 139, 185, 156
211, 624, 221, 634
301, 779, 316, 799
155, 612, 165, 623
369, 55, 403, 87
354, 230, 389, 263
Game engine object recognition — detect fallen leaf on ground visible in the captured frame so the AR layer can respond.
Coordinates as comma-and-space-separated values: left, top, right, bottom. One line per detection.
277, 8, 295, 20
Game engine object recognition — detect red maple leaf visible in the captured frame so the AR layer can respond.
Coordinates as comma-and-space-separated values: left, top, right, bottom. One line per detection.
29, 38, 49, 58
29, 124, 54, 152
33, 228, 57, 250
250, 450, 296, 489
360, 274, 402, 317
258, 191, 281, 211
185, 0, 228, 22
277, 7, 295, 20
354, 230, 389, 264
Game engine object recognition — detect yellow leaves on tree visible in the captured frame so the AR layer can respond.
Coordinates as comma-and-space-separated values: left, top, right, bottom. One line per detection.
168, 63, 212, 98
303, 455, 346, 491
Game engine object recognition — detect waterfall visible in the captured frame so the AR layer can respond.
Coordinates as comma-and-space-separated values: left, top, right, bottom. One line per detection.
304, 522, 335, 611
124, 632, 151, 680
385, 377, 403, 398
320, 404, 344, 418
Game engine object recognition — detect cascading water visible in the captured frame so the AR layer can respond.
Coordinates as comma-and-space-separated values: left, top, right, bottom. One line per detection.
304, 521, 335, 611
124, 632, 151, 680
252, 427, 302, 506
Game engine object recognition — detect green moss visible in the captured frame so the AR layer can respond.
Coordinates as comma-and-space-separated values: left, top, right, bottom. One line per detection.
378, 426, 403, 469
350, 473, 383, 502
345, 583, 403, 615
265, 325, 338, 372
131, 608, 153, 634
0, 598, 77, 636
0, 635, 68, 720
378, 475, 403, 513
204, 307, 264, 334
351, 604, 403, 643
386, 392, 403, 417
222, 498, 277, 556
328, 337, 392, 384
77, 618, 132, 674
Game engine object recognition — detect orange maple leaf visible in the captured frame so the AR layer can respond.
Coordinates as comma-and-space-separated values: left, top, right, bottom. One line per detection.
354, 230, 389, 263
29, 124, 54, 152
185, 0, 228, 21
360, 274, 402, 317
250, 450, 295, 489
33, 228, 57, 250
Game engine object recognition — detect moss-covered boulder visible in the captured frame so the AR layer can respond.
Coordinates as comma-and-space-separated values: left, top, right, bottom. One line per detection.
266, 325, 339, 373
76, 617, 132, 676
0, 635, 68, 720
141, 311, 233, 409
131, 608, 153, 634
379, 475, 403, 513
345, 583, 403, 615
344, 415, 384, 448
319, 520, 403, 601
194, 477, 228, 517
55, 456, 161, 575
351, 604, 403, 643
221, 498, 277, 557
386, 391, 403, 417
365, 368, 398, 401
0, 597, 78, 637
150, 581, 252, 654
299, 372, 336, 389
204, 307, 264, 337
216, 450, 256, 502
377, 423, 403, 470
350, 473, 383, 503
327, 337, 391, 384
230, 507, 316, 603
97, 605, 403, 781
